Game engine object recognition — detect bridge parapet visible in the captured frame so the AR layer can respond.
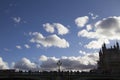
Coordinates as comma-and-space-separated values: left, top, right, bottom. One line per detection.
0, 71, 120, 80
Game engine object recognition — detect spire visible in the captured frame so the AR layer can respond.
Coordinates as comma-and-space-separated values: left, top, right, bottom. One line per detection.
99, 49, 102, 58
99, 49, 102, 54
102, 43, 106, 52
103, 43, 106, 48
116, 42, 119, 50
114, 45, 116, 49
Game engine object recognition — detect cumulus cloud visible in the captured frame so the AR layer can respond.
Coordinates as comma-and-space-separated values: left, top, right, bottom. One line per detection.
39, 53, 99, 71
95, 16, 120, 38
0, 57, 9, 69
78, 16, 120, 49
30, 32, 69, 48
13, 52, 98, 71
14, 58, 38, 71
43, 23, 55, 33
39, 55, 48, 61
54, 23, 69, 35
16, 45, 22, 49
78, 29, 98, 39
85, 39, 110, 49
43, 23, 69, 35
86, 24, 92, 31
24, 44, 30, 49
40, 56, 58, 71
75, 16, 89, 27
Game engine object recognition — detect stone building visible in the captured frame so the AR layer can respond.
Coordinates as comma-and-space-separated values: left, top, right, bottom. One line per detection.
97, 42, 120, 73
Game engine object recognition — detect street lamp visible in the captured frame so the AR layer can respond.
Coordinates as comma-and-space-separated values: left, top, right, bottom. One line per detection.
57, 60, 62, 72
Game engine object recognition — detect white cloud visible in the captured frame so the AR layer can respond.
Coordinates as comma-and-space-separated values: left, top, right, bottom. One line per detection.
30, 32, 69, 48
75, 16, 89, 27
16, 45, 22, 49
78, 16, 120, 49
14, 58, 38, 71
24, 44, 30, 49
89, 12, 94, 16
13, 52, 98, 71
39, 53, 99, 71
0, 57, 9, 69
40, 56, 58, 71
78, 29, 98, 39
89, 12, 99, 20
11, 62, 15, 69
43, 23, 55, 33
79, 50, 86, 55
39, 55, 48, 61
86, 24, 92, 31
12, 17, 21, 23
43, 23, 69, 35
53, 23, 69, 35
85, 39, 110, 49
95, 16, 120, 39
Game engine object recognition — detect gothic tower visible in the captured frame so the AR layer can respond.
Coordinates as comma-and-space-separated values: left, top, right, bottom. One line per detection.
97, 42, 120, 73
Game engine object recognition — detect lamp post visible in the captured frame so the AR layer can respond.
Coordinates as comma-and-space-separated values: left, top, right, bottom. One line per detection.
57, 60, 62, 72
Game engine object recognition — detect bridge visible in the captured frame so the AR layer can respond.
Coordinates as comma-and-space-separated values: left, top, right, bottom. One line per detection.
0, 71, 120, 80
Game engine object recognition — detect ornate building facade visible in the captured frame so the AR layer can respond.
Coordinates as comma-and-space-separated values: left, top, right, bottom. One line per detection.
97, 42, 120, 73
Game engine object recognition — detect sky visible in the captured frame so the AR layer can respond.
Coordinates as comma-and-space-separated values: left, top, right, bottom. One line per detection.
0, 0, 120, 71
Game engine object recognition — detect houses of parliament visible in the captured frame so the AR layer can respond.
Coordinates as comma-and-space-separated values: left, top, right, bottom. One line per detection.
97, 42, 120, 74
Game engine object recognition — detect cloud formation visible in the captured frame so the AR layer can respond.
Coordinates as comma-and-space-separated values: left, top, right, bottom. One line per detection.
43, 23, 55, 33
12, 52, 98, 71
86, 24, 92, 31
89, 12, 99, 20
30, 32, 69, 48
95, 16, 120, 38
85, 39, 110, 49
75, 16, 89, 27
43, 23, 69, 35
14, 58, 38, 71
39, 55, 48, 61
0, 57, 9, 69
12, 17, 21, 24
40, 56, 58, 71
16, 45, 22, 49
78, 16, 120, 49
24, 44, 30, 49
79, 50, 87, 55
39, 53, 98, 71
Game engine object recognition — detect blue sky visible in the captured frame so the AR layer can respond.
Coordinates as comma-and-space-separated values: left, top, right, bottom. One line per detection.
0, 0, 120, 71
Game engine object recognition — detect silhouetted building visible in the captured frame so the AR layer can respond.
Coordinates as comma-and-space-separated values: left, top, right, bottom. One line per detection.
0, 69, 15, 73
97, 42, 120, 73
